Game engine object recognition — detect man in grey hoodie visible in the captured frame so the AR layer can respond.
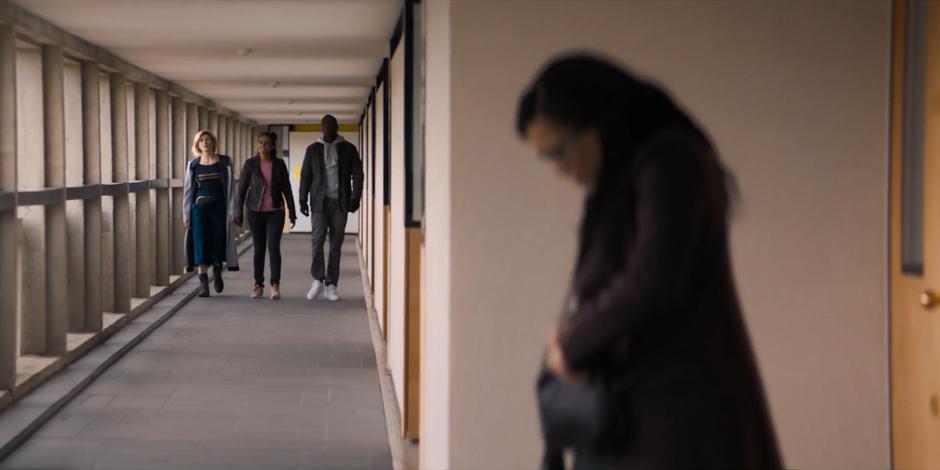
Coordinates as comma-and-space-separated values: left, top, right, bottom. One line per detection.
298, 114, 364, 301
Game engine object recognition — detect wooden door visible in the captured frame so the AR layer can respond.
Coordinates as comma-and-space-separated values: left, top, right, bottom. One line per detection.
891, 1, 940, 468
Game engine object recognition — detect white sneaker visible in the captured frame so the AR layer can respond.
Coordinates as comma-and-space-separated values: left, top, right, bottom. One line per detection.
325, 285, 340, 302
306, 280, 323, 300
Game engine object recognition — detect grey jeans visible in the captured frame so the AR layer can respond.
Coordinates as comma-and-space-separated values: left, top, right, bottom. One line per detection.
310, 198, 348, 286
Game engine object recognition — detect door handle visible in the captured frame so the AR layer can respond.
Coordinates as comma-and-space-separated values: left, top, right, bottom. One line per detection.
920, 290, 940, 309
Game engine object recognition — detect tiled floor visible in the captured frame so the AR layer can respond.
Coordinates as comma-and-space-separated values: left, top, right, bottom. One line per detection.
0, 234, 392, 470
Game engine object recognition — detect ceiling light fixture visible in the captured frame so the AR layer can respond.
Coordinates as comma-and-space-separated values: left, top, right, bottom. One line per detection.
236, 48, 253, 57
270, 82, 280, 88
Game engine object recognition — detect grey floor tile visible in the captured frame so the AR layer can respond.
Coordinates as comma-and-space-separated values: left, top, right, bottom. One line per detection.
1, 236, 390, 470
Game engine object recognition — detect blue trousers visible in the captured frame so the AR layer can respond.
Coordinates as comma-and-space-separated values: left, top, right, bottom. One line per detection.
191, 196, 226, 266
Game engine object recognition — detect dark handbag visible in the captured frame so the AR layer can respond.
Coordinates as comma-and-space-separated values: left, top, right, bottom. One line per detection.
537, 290, 607, 469
537, 367, 604, 469
195, 195, 220, 207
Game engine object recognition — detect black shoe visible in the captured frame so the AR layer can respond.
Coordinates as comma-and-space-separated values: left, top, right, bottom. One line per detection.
198, 274, 210, 298
213, 265, 224, 293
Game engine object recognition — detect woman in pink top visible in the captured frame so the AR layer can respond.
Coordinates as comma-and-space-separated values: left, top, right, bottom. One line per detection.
234, 132, 297, 299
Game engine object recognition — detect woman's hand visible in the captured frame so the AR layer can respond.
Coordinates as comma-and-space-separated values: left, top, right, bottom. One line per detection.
546, 326, 587, 383
183, 219, 190, 229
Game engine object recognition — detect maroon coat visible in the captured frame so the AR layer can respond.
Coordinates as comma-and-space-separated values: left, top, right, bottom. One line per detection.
559, 129, 782, 469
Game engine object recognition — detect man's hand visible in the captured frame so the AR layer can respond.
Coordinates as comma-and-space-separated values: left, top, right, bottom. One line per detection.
299, 203, 309, 217
349, 199, 360, 213
290, 217, 296, 229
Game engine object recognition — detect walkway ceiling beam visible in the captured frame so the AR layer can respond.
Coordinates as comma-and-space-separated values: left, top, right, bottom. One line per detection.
0, 0, 256, 125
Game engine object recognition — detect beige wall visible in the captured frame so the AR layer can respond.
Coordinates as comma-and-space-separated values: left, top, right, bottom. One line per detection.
420, 0, 452, 467
374, 82, 387, 335
364, 102, 374, 289
389, 46, 407, 415
423, 1, 892, 468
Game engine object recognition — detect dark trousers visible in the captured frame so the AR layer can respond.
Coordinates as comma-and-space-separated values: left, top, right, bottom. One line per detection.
310, 198, 348, 286
247, 209, 285, 286
191, 196, 226, 267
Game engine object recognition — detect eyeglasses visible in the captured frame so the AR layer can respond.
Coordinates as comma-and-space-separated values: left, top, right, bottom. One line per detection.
538, 133, 577, 161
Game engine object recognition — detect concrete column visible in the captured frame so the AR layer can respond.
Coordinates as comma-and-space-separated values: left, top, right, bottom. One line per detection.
239, 124, 244, 163
133, 81, 151, 298
81, 61, 102, 332
197, 105, 207, 131
187, 103, 198, 154
208, 109, 217, 139
64, 63, 85, 334
231, 120, 238, 167
0, 24, 17, 389
110, 72, 130, 313
170, 97, 185, 274
242, 125, 248, 168
226, 116, 234, 157
218, 114, 227, 154
99, 76, 113, 315
238, 122, 245, 168
248, 125, 256, 164
154, 89, 169, 286
42, 45, 67, 356
233, 121, 240, 168
244, 122, 250, 160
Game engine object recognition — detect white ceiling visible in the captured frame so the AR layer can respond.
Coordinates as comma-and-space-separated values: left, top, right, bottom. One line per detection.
13, 0, 404, 124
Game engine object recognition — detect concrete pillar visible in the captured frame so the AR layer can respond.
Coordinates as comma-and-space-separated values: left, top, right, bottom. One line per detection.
244, 123, 250, 163
226, 116, 234, 157
99, 74, 114, 315
81, 61, 102, 332
242, 125, 248, 167
197, 105, 207, 131
233, 121, 240, 168
0, 24, 17, 389
110, 73, 131, 313
218, 114, 227, 154
42, 45, 67, 356
186, 103, 199, 267
248, 125, 256, 163
154, 89, 169, 286
231, 120, 238, 168
64, 63, 85, 334
208, 109, 217, 139
170, 97, 185, 274
187, 103, 198, 156
238, 122, 245, 168
133, 81, 151, 297
239, 122, 245, 165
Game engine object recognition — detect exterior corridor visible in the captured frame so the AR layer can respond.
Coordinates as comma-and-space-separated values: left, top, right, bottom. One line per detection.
0, 235, 393, 470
